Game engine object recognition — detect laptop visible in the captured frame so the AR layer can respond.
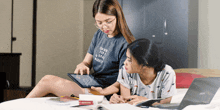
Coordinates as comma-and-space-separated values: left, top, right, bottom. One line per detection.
139, 77, 220, 110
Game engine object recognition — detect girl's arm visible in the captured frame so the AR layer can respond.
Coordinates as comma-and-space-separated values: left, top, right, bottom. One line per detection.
159, 96, 172, 104
109, 83, 131, 104
152, 96, 172, 106
110, 84, 148, 104
90, 68, 125, 95
120, 83, 131, 98
90, 82, 120, 95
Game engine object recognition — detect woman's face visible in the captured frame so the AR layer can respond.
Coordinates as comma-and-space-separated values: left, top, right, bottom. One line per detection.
95, 13, 118, 38
124, 49, 142, 73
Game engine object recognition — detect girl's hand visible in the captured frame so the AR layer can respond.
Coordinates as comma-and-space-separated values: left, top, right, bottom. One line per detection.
151, 101, 161, 106
124, 95, 148, 105
109, 93, 125, 104
90, 86, 105, 95
74, 62, 90, 75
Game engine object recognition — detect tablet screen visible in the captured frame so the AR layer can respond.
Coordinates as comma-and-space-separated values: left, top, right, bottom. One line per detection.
68, 73, 102, 88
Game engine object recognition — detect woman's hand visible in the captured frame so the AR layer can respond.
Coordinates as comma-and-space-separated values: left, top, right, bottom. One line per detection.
74, 62, 90, 75
124, 95, 148, 105
109, 93, 125, 104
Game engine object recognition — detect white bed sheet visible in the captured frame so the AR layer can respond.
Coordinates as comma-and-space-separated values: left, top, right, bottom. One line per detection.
0, 89, 219, 110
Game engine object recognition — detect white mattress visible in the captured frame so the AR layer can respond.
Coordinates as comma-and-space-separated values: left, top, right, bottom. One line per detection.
0, 89, 219, 110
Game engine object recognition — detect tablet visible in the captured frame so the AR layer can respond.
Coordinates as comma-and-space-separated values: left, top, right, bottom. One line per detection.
67, 73, 102, 88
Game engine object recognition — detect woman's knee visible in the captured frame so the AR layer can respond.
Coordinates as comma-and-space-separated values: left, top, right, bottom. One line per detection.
39, 75, 57, 84
42, 75, 68, 86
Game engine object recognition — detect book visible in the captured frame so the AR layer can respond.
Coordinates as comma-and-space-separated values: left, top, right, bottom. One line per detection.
67, 73, 103, 88
79, 100, 94, 105
79, 94, 105, 104
46, 96, 79, 106
60, 96, 79, 102
48, 96, 77, 102
73, 94, 106, 108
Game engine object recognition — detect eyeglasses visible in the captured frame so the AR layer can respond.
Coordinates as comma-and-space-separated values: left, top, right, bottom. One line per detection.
94, 18, 116, 29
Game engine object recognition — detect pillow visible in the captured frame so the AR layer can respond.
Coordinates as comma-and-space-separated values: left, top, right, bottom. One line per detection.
176, 73, 205, 88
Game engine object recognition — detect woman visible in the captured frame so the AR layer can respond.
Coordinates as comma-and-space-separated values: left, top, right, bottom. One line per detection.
26, 0, 135, 98
92, 38, 176, 105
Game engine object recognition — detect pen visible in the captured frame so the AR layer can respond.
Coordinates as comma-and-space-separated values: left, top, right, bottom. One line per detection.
60, 96, 79, 100
71, 97, 79, 100
70, 94, 79, 99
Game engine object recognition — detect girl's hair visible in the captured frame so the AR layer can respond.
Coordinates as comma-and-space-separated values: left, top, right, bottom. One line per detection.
127, 38, 165, 72
93, 0, 135, 44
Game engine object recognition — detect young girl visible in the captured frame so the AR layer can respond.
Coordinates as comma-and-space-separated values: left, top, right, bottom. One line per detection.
92, 38, 176, 105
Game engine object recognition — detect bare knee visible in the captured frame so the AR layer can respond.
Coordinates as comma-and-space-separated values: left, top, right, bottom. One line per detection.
37, 75, 58, 88
55, 77, 70, 87
41, 75, 71, 88
36, 75, 59, 93
40, 75, 56, 83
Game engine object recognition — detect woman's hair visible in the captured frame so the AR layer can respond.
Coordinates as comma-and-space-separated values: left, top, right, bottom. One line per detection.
127, 38, 165, 72
93, 0, 135, 44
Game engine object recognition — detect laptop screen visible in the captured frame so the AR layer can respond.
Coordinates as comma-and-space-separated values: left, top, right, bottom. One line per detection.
178, 77, 220, 110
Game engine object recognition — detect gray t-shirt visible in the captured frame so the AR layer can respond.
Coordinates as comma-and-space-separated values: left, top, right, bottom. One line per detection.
88, 29, 127, 86
117, 65, 177, 99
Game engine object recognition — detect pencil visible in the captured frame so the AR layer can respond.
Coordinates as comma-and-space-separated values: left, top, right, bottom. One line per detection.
60, 96, 79, 100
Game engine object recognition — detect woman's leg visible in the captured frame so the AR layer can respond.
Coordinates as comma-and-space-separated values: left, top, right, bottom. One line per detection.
26, 75, 84, 98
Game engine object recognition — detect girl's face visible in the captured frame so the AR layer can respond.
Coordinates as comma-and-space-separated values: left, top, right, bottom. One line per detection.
95, 13, 118, 38
124, 49, 142, 73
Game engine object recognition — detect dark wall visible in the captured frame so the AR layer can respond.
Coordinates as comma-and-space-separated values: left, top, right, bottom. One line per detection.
119, 0, 191, 69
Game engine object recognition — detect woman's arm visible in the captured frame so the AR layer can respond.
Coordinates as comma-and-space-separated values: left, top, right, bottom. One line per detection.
74, 53, 93, 75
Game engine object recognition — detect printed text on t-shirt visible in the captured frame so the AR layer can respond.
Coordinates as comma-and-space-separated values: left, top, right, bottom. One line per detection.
95, 47, 108, 63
